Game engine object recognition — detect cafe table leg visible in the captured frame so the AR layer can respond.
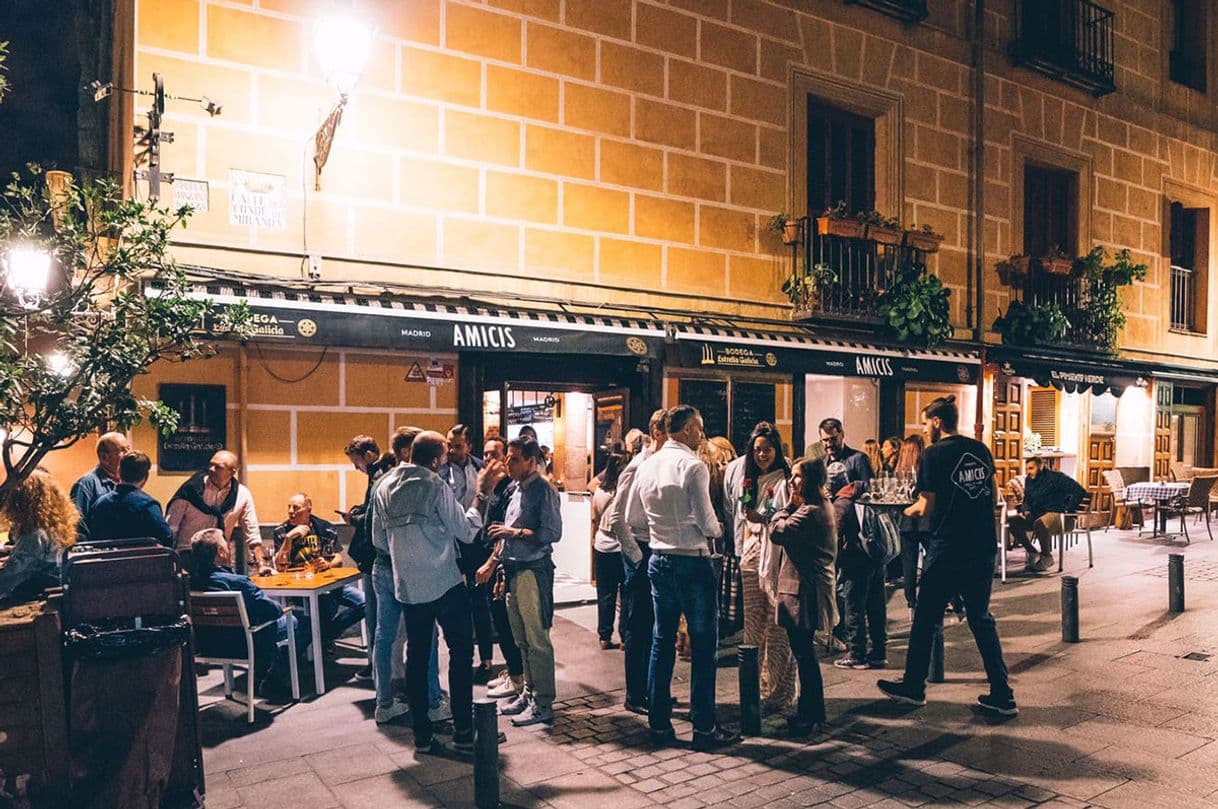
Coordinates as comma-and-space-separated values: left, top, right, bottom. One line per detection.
309, 592, 326, 695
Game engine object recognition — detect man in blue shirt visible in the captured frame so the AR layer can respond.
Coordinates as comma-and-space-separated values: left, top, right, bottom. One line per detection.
69, 431, 129, 541
487, 437, 563, 728
189, 528, 310, 699
87, 451, 174, 546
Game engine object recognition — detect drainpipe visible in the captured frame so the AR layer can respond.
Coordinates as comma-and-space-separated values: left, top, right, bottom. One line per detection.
970, 0, 986, 343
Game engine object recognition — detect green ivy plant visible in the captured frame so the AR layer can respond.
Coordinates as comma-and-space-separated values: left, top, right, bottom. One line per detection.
876, 260, 953, 347
993, 300, 1069, 346
1074, 246, 1148, 352
0, 166, 251, 506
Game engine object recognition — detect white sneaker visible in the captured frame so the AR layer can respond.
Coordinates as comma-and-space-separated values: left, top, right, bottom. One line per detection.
499, 692, 531, 716
428, 695, 452, 722
485, 671, 509, 690
374, 698, 410, 724
510, 702, 553, 727
488, 676, 522, 700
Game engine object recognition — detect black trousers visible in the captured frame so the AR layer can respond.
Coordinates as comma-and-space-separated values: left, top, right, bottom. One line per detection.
620, 541, 653, 706
404, 583, 474, 742
902, 554, 1012, 698
782, 621, 825, 723
490, 582, 524, 677
467, 573, 495, 664
840, 558, 887, 661
594, 549, 625, 642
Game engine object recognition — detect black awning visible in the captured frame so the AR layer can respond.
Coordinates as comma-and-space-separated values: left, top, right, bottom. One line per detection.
992, 348, 1142, 395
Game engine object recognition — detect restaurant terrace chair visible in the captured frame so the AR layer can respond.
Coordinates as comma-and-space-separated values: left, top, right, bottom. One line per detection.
1053, 494, 1100, 573
1170, 461, 1194, 482
1159, 475, 1218, 544
1101, 469, 1142, 532
190, 591, 300, 722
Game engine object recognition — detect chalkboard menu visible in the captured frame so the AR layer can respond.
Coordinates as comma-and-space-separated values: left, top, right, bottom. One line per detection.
679, 379, 728, 443
158, 384, 227, 472
731, 382, 777, 454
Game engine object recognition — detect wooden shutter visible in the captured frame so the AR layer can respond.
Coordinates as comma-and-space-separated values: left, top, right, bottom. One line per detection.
1023, 164, 1075, 257
1028, 387, 1059, 447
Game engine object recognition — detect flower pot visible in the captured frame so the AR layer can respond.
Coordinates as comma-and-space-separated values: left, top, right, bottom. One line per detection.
1010, 255, 1032, 274
1040, 256, 1074, 276
996, 263, 1027, 287
781, 219, 801, 246
904, 230, 943, 253
867, 225, 903, 246
815, 216, 866, 240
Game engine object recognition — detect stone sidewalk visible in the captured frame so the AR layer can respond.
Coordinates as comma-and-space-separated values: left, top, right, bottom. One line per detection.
198, 528, 1218, 808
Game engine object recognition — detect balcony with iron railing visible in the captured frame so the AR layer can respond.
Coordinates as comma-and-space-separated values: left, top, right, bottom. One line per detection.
1170, 265, 1196, 332
1014, 0, 1116, 96
843, 0, 928, 24
1002, 260, 1112, 350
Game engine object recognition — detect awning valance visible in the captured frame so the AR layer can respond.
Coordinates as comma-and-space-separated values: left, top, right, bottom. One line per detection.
992, 349, 1142, 395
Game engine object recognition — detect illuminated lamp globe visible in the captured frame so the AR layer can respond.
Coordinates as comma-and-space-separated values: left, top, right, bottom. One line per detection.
313, 13, 374, 96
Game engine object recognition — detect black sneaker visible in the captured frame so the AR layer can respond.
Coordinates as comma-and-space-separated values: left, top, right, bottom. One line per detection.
977, 693, 1018, 716
415, 736, 445, 756
353, 665, 373, 682
648, 728, 677, 747
787, 716, 824, 736
472, 663, 495, 685
692, 725, 740, 751
624, 701, 649, 716
877, 679, 926, 706
452, 730, 508, 754
834, 654, 869, 670
867, 658, 889, 669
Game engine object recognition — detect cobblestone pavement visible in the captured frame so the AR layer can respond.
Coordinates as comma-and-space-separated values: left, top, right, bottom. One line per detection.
200, 529, 1218, 808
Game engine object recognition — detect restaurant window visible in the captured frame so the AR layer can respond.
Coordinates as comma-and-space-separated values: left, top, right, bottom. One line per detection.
1169, 0, 1208, 93
806, 98, 875, 215
1169, 201, 1209, 333
1023, 164, 1077, 257
678, 377, 777, 455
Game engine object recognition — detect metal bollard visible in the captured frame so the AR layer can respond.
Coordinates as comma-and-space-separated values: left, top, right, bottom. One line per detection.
1169, 553, 1185, 613
1061, 576, 1079, 643
738, 645, 760, 736
473, 699, 500, 809
928, 621, 945, 683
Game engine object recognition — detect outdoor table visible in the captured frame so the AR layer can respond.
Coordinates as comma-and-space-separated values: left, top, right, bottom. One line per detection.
257, 566, 362, 695
1124, 482, 1189, 540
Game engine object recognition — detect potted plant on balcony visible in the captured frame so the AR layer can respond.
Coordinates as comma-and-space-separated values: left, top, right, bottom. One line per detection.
783, 262, 837, 314
903, 223, 943, 253
813, 201, 866, 240
876, 260, 953, 347
996, 254, 1032, 286
1075, 246, 1149, 352
767, 213, 802, 246
1039, 246, 1075, 276
992, 299, 1069, 346
860, 210, 904, 246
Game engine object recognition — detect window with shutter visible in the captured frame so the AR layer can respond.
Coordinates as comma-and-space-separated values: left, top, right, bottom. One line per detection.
806, 99, 875, 215
1028, 387, 1059, 448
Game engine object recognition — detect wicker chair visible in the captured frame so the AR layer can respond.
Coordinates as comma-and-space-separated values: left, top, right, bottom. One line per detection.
1102, 469, 1145, 532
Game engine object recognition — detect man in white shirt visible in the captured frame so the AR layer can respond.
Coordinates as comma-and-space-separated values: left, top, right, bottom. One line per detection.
607, 409, 666, 714
625, 404, 739, 751
166, 451, 266, 573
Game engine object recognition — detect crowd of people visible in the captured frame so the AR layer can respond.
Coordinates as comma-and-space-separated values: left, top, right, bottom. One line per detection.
0, 393, 1020, 758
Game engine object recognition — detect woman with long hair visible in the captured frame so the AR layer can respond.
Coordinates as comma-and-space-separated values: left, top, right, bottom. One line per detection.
0, 471, 78, 603
724, 422, 796, 712
591, 451, 626, 649
896, 434, 927, 616
880, 437, 901, 475
863, 439, 884, 479
770, 457, 837, 734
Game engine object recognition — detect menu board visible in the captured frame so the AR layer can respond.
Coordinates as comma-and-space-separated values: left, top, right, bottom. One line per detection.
678, 379, 728, 444
731, 382, 777, 454
158, 384, 227, 472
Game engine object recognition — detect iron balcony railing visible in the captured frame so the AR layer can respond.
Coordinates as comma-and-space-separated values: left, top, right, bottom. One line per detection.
843, 0, 929, 24
1015, 0, 1116, 96
1170, 265, 1196, 332
791, 218, 929, 324
1010, 261, 1109, 350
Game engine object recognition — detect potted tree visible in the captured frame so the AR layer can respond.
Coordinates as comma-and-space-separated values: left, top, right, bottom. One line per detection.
767, 213, 802, 246
814, 201, 866, 240
903, 223, 943, 253
860, 210, 903, 246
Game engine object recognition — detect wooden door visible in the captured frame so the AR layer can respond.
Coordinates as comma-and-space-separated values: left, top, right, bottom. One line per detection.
1087, 433, 1116, 513
992, 374, 1024, 489
1155, 381, 1174, 480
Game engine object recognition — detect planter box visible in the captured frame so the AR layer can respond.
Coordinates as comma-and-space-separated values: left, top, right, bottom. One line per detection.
904, 230, 943, 253
867, 225, 903, 246
997, 264, 1029, 287
1039, 256, 1074, 275
815, 216, 866, 240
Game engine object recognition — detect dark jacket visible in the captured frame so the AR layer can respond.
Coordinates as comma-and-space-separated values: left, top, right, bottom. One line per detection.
190, 565, 286, 659
69, 466, 118, 541
87, 483, 175, 547
1023, 469, 1087, 519
769, 502, 837, 632
348, 455, 396, 573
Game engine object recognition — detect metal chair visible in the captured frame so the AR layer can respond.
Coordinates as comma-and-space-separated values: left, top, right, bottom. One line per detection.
1054, 494, 1099, 572
190, 591, 300, 722
1159, 475, 1218, 544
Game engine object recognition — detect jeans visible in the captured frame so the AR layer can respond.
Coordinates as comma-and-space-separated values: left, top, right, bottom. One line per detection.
490, 586, 523, 677
318, 583, 366, 640
594, 549, 625, 643
405, 583, 474, 743
647, 552, 719, 735
840, 557, 887, 662
620, 542, 654, 706
505, 567, 556, 707
900, 529, 923, 609
1007, 513, 1060, 556
781, 622, 825, 723
468, 574, 496, 665
372, 562, 442, 709
363, 572, 376, 663
903, 554, 1012, 698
